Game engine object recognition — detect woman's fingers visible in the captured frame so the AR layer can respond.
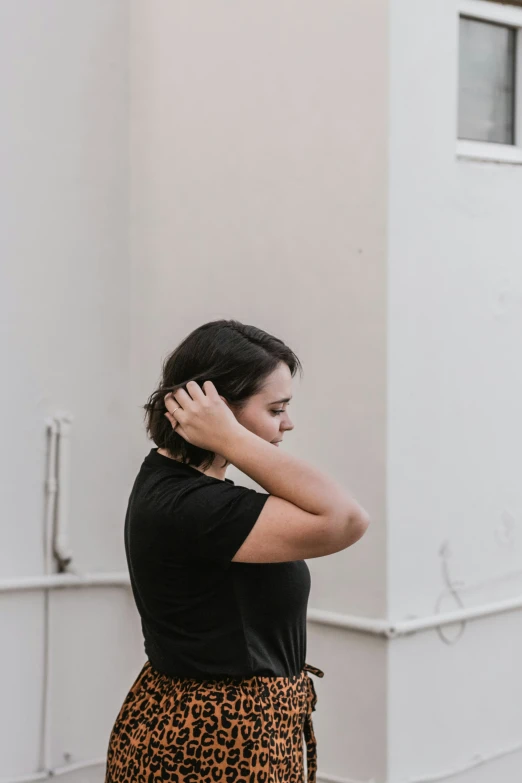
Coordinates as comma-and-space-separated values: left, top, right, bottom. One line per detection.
202, 380, 220, 400
169, 385, 195, 409
185, 380, 207, 401
164, 394, 179, 414
164, 388, 193, 435
164, 381, 212, 412
164, 381, 207, 415
164, 388, 190, 411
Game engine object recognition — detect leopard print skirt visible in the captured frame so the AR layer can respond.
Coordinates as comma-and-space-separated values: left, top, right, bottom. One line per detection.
104, 660, 324, 783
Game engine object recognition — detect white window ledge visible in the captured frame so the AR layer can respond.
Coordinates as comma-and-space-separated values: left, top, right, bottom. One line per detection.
457, 139, 522, 164
459, 0, 522, 26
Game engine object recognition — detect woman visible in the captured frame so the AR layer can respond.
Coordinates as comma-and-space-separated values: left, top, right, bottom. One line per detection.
105, 319, 370, 783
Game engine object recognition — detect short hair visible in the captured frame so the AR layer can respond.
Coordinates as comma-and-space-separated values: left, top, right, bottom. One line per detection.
143, 319, 303, 471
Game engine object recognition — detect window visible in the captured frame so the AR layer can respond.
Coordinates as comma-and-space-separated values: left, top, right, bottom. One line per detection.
459, 17, 516, 144
458, 0, 522, 163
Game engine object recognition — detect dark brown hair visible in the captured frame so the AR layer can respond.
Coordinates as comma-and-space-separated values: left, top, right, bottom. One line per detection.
143, 319, 303, 470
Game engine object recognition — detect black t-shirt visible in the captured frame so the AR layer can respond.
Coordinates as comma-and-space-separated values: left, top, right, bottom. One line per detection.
124, 448, 311, 679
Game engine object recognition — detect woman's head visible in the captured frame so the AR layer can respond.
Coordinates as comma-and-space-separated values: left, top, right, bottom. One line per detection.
143, 319, 303, 470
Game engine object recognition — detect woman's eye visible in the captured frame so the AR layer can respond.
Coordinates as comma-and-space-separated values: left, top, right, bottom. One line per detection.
271, 409, 284, 415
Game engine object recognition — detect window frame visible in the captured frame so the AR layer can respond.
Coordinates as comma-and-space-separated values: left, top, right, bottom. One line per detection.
457, 0, 522, 163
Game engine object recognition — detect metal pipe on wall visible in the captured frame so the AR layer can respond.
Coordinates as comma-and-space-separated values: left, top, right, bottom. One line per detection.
38, 418, 61, 774
2, 570, 522, 634
53, 414, 74, 571
37, 414, 74, 777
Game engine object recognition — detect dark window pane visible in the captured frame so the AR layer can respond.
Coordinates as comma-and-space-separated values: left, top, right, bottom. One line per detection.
458, 17, 516, 144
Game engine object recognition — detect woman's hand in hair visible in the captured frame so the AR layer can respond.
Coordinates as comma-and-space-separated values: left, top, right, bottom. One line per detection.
164, 381, 242, 452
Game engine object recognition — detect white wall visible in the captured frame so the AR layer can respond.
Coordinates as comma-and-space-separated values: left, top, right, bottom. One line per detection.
0, 2, 143, 779
388, 0, 522, 780
9, 1, 518, 781
130, 2, 389, 781
1, 1, 389, 779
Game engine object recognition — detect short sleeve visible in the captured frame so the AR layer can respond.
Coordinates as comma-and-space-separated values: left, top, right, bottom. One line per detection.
173, 478, 270, 564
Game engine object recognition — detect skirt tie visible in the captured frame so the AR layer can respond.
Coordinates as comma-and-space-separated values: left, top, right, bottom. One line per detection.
302, 662, 325, 783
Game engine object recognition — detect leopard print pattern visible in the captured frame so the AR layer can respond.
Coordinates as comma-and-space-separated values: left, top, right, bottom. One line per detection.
105, 660, 324, 783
